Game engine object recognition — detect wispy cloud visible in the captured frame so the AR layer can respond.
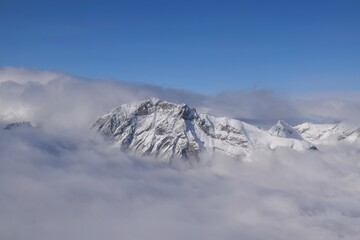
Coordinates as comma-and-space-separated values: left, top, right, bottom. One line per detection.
2, 67, 359, 127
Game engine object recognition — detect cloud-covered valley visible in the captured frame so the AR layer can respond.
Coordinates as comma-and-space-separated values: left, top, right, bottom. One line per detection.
1, 67, 360, 240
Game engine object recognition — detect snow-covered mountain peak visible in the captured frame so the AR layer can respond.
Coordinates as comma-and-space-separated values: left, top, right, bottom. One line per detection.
93, 99, 206, 160
125, 98, 198, 120
93, 99, 317, 161
269, 120, 303, 140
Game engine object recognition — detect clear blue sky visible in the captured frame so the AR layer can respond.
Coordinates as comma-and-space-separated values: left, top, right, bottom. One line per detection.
1, 0, 359, 93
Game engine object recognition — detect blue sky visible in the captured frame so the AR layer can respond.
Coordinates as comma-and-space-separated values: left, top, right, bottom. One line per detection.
0, 0, 359, 93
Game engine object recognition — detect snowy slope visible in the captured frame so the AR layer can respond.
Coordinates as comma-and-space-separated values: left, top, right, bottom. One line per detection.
269, 120, 303, 140
93, 98, 316, 161
294, 122, 360, 145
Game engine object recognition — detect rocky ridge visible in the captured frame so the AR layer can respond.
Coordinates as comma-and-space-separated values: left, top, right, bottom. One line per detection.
93, 98, 317, 161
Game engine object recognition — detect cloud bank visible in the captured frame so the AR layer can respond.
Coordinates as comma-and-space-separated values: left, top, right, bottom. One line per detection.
1, 67, 359, 127
1, 67, 360, 239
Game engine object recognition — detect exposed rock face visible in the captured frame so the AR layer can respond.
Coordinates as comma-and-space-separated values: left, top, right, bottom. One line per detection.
93, 98, 316, 161
94, 98, 203, 160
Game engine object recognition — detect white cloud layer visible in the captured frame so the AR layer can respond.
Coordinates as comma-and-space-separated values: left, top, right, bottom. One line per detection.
1, 67, 359, 127
1, 67, 360, 239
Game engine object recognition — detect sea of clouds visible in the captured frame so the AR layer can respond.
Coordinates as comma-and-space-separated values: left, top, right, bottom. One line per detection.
1, 67, 360, 240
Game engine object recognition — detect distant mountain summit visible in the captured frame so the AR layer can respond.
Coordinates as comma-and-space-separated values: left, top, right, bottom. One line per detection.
294, 122, 360, 145
269, 120, 303, 140
93, 98, 316, 161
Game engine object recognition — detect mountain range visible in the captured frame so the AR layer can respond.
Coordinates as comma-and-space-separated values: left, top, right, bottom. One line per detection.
92, 98, 360, 161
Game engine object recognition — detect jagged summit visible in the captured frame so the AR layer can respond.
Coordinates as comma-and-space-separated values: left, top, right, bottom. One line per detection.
124, 98, 197, 120
93, 99, 316, 161
93, 98, 205, 160
269, 120, 303, 140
